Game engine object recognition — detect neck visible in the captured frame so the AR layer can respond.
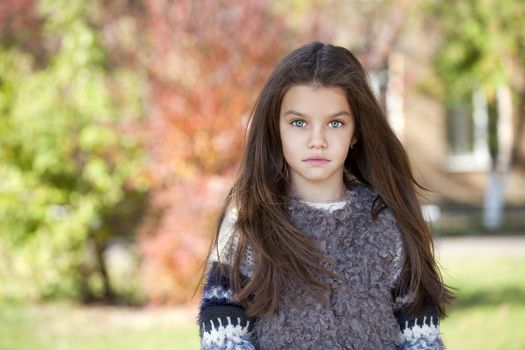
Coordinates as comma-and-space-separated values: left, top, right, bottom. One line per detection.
290, 177, 347, 203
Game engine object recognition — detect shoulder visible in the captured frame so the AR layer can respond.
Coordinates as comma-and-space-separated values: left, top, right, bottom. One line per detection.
348, 181, 383, 208
348, 182, 401, 238
208, 206, 239, 264
221, 206, 239, 237
349, 181, 392, 222
209, 205, 254, 277
348, 180, 374, 196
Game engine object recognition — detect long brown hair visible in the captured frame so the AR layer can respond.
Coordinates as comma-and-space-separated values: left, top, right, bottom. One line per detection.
203, 42, 454, 318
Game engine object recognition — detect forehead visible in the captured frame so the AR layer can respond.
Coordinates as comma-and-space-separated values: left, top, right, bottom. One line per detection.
280, 84, 351, 116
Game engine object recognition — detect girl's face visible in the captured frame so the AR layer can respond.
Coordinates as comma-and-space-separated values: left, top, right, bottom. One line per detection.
279, 84, 357, 196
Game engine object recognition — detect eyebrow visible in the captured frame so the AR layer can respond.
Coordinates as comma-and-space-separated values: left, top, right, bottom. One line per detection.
283, 109, 352, 118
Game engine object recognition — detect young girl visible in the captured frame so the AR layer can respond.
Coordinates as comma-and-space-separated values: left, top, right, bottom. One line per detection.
196, 42, 454, 350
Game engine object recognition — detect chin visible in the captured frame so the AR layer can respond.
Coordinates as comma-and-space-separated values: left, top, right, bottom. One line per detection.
300, 173, 333, 183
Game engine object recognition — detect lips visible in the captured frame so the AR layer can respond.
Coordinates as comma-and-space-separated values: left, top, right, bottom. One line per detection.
303, 157, 330, 166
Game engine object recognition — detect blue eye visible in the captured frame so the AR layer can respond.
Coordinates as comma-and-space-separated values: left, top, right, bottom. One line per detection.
329, 120, 344, 128
291, 120, 306, 127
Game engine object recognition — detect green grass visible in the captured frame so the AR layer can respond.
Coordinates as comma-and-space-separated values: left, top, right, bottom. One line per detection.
0, 301, 200, 350
1, 253, 523, 350
439, 254, 525, 350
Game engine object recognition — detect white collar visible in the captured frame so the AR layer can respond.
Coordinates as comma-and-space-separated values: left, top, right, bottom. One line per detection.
301, 200, 347, 213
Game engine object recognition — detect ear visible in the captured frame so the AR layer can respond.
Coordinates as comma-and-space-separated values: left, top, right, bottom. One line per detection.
351, 135, 359, 147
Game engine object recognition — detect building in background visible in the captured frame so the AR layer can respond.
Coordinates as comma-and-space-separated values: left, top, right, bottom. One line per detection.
369, 40, 525, 234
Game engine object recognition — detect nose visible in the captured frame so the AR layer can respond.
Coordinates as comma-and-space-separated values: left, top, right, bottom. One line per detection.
307, 125, 327, 149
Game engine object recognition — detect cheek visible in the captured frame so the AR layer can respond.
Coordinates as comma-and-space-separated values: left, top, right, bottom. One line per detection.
281, 140, 294, 161
280, 129, 300, 155
279, 131, 289, 157
281, 139, 302, 166
336, 132, 353, 157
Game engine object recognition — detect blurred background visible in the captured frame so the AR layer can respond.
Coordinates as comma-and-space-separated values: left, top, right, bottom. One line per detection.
0, 0, 524, 349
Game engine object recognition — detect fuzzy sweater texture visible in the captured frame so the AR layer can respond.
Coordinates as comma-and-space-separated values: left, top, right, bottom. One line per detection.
197, 182, 444, 349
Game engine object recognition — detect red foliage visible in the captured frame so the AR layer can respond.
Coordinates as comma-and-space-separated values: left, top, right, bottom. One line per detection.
135, 0, 288, 304
0, 0, 37, 33
0, 0, 47, 63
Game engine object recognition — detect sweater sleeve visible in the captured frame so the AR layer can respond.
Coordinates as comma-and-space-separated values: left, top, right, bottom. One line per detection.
382, 201, 444, 350
394, 294, 444, 350
197, 207, 258, 350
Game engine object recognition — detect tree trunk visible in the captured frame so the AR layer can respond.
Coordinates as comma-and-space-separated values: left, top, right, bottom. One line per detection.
94, 238, 116, 302
484, 84, 514, 230
511, 90, 525, 167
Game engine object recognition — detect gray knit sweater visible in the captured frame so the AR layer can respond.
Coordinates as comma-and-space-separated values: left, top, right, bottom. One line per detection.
198, 182, 444, 349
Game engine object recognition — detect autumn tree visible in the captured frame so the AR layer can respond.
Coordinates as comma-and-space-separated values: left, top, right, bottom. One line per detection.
0, 0, 149, 302
113, 0, 291, 304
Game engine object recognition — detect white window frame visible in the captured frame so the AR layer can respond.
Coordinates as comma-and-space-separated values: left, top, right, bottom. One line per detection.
444, 89, 491, 172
